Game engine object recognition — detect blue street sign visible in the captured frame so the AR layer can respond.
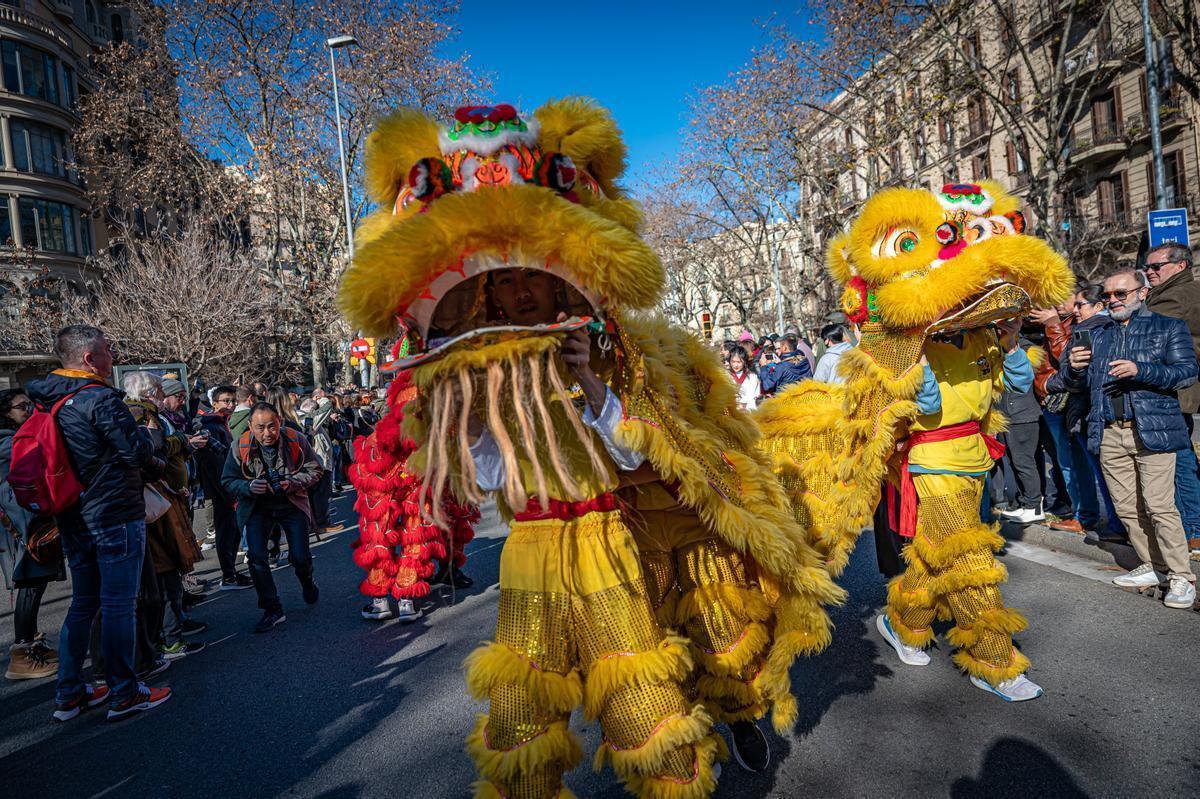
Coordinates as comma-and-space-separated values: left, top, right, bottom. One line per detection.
1147, 208, 1190, 248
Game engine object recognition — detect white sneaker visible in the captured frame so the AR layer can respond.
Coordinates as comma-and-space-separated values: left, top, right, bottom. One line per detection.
1163, 576, 1197, 609
1000, 506, 1046, 524
360, 597, 395, 621
875, 613, 931, 666
1112, 563, 1164, 588
970, 673, 1044, 702
396, 599, 422, 623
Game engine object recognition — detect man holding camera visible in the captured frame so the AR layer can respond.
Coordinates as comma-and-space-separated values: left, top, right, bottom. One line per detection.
1066, 270, 1198, 609
221, 403, 322, 633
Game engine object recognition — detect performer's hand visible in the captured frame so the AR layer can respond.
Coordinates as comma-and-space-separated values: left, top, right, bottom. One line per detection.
1029, 307, 1058, 327
558, 313, 605, 415
249, 478, 269, 495
1068, 346, 1092, 370
1108, 359, 1138, 379
996, 318, 1021, 353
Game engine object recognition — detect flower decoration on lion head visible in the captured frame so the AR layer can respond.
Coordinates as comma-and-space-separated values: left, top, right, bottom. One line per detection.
827, 181, 1072, 334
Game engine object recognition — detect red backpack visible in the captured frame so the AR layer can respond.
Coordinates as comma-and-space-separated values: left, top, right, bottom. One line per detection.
9, 386, 102, 515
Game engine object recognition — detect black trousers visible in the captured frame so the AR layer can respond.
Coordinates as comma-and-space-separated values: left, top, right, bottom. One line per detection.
1004, 421, 1043, 510
13, 579, 50, 643
213, 495, 240, 581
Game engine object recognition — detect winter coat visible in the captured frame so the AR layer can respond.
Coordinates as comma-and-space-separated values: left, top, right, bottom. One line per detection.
228, 406, 253, 441
0, 428, 66, 589
1064, 306, 1198, 453
25, 371, 158, 534
812, 341, 853, 384
760, 357, 812, 394
221, 428, 323, 530
192, 411, 233, 504
299, 398, 335, 470
1147, 267, 1200, 414
1046, 314, 1113, 433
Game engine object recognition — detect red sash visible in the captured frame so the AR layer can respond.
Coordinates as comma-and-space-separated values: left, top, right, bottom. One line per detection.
892, 421, 1005, 538
513, 493, 619, 522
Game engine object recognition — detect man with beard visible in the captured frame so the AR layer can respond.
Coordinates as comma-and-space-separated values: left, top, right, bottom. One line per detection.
1067, 269, 1198, 609
193, 385, 252, 591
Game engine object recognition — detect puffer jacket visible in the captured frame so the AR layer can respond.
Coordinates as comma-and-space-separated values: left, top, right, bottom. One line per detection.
1046, 313, 1113, 433
1064, 306, 1198, 453
25, 371, 159, 533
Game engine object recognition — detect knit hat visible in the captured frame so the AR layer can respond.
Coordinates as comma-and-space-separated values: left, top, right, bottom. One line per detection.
161, 378, 186, 397
737, 330, 754, 343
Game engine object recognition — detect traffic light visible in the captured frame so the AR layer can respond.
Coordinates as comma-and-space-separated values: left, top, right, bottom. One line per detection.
700, 312, 713, 339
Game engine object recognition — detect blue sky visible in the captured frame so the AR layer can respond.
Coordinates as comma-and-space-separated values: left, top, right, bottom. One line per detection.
452, 1, 812, 190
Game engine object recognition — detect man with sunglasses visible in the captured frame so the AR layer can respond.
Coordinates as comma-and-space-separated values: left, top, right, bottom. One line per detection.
1066, 269, 1198, 609
1145, 243, 1200, 554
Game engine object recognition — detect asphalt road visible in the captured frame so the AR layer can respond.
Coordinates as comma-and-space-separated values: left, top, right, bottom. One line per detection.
1, 492, 1197, 799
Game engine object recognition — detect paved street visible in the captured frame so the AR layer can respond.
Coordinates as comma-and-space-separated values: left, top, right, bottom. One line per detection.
1, 491, 1197, 798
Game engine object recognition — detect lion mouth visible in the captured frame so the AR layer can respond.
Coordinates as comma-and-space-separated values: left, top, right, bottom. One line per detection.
925, 282, 1031, 335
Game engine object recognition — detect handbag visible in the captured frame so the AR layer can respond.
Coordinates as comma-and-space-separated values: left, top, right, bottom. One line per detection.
1, 509, 61, 567
144, 483, 171, 523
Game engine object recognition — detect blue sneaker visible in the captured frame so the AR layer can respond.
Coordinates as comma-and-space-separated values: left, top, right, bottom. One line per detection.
876, 613, 931, 666
970, 674, 1044, 702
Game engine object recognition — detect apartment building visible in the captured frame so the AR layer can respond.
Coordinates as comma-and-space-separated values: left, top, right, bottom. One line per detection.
0, 0, 132, 386
802, 0, 1198, 280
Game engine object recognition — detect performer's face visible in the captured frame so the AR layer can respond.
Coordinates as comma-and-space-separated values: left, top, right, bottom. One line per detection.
490, 268, 559, 326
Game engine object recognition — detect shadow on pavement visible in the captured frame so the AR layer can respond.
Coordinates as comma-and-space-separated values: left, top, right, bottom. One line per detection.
951, 737, 1091, 798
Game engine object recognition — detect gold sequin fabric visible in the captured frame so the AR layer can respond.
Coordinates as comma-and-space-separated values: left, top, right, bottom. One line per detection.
473, 510, 703, 797
890, 474, 1020, 668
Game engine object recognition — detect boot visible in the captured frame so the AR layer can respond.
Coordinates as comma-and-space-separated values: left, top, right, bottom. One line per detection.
6, 641, 57, 680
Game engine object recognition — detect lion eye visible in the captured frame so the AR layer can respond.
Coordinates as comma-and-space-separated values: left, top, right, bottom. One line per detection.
875, 227, 921, 258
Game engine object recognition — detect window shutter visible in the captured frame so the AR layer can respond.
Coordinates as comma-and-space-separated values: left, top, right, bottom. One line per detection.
1006, 141, 1016, 173
1114, 85, 1123, 126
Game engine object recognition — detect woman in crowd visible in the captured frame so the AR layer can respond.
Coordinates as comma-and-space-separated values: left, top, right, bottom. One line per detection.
1, 388, 65, 680
728, 344, 761, 410
123, 372, 206, 663
298, 393, 344, 535
266, 386, 304, 434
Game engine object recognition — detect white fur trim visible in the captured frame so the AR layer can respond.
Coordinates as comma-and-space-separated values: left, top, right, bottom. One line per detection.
439, 118, 540, 157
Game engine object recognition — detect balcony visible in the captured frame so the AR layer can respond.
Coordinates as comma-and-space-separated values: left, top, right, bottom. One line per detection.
1027, 7, 1062, 39
90, 23, 107, 44
1066, 41, 1124, 80
1069, 121, 1126, 167
51, 0, 75, 19
1009, 171, 1031, 192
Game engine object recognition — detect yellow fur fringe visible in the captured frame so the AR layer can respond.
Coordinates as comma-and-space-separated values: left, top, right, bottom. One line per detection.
582, 635, 693, 720
466, 715, 583, 783
464, 642, 583, 715
674, 583, 772, 627
472, 783, 577, 799
690, 622, 770, 679
592, 706, 712, 777
620, 733, 726, 799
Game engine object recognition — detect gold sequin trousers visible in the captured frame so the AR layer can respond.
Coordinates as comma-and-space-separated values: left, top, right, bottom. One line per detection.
886, 473, 1031, 682
464, 510, 723, 799
632, 508, 770, 724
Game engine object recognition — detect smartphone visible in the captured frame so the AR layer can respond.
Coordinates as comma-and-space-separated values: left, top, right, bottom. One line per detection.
1071, 327, 1092, 353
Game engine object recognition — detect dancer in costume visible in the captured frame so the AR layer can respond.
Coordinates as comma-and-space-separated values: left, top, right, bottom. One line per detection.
758, 181, 1073, 702
337, 99, 842, 798
350, 369, 478, 623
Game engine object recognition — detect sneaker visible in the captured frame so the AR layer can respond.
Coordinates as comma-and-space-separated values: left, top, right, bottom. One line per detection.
1000, 506, 1046, 524
107, 684, 172, 721
270, 552, 290, 570
220, 573, 254, 590
396, 599, 422, 623
433, 563, 474, 588
1049, 518, 1084, 533
1112, 563, 1164, 588
6, 641, 57, 681
729, 720, 770, 772
875, 613, 931, 666
361, 597, 395, 621
200, 542, 215, 552
301, 579, 320, 605
1163, 576, 1197, 609
160, 641, 206, 661
253, 609, 286, 634
52, 684, 110, 722
174, 618, 209, 637
182, 573, 205, 595
970, 673, 1044, 702
321, 522, 345, 534
137, 658, 171, 680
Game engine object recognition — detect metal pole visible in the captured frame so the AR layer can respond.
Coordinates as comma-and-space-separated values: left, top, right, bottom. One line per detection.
769, 219, 785, 333
1142, 0, 1167, 209
329, 46, 355, 257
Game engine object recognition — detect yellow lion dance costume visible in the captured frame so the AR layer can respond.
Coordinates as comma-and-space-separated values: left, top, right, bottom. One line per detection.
759, 181, 1072, 701
338, 100, 842, 798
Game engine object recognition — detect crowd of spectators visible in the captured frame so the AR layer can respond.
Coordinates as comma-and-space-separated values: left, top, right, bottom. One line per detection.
0, 324, 385, 721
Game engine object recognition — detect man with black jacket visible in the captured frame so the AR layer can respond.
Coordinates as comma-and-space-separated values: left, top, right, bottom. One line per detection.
193, 385, 252, 590
221, 403, 322, 633
1066, 270, 1198, 609
26, 325, 172, 722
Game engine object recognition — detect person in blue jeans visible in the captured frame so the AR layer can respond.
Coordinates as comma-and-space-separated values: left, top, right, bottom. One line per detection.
26, 325, 172, 721
222, 403, 323, 634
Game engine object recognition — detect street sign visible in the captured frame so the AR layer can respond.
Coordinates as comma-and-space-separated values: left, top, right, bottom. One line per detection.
349, 337, 376, 364
1147, 207, 1190, 248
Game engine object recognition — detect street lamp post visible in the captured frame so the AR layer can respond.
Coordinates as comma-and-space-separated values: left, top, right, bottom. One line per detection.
769, 218, 786, 334
326, 34, 369, 385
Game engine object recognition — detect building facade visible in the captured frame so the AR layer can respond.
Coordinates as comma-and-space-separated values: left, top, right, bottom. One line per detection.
0, 0, 132, 387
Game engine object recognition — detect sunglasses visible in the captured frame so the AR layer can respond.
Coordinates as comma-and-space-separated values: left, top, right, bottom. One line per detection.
10, 401, 32, 411
1144, 259, 1188, 272
1072, 300, 1099, 309
1102, 289, 1140, 301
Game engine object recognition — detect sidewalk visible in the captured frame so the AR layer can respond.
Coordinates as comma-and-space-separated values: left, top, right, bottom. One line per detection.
999, 518, 1200, 580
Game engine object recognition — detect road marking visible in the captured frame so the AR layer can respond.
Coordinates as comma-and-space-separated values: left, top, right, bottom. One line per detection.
1002, 540, 1116, 584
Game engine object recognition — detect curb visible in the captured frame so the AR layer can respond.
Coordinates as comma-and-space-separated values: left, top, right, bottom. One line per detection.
999, 520, 1200, 579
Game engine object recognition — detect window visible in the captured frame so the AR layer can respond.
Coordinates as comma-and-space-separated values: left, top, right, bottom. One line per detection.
938, 112, 954, 145
79, 210, 92, 256
914, 127, 929, 168
0, 280, 19, 331
1003, 69, 1021, 105
0, 41, 62, 106
0, 199, 11, 246
11, 120, 66, 176
62, 64, 75, 111
1005, 140, 1028, 174
972, 153, 991, 180
1148, 151, 1188, 207
18, 197, 78, 254
964, 32, 982, 68
1097, 173, 1128, 223
1092, 89, 1122, 141
967, 98, 988, 140
111, 15, 124, 43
